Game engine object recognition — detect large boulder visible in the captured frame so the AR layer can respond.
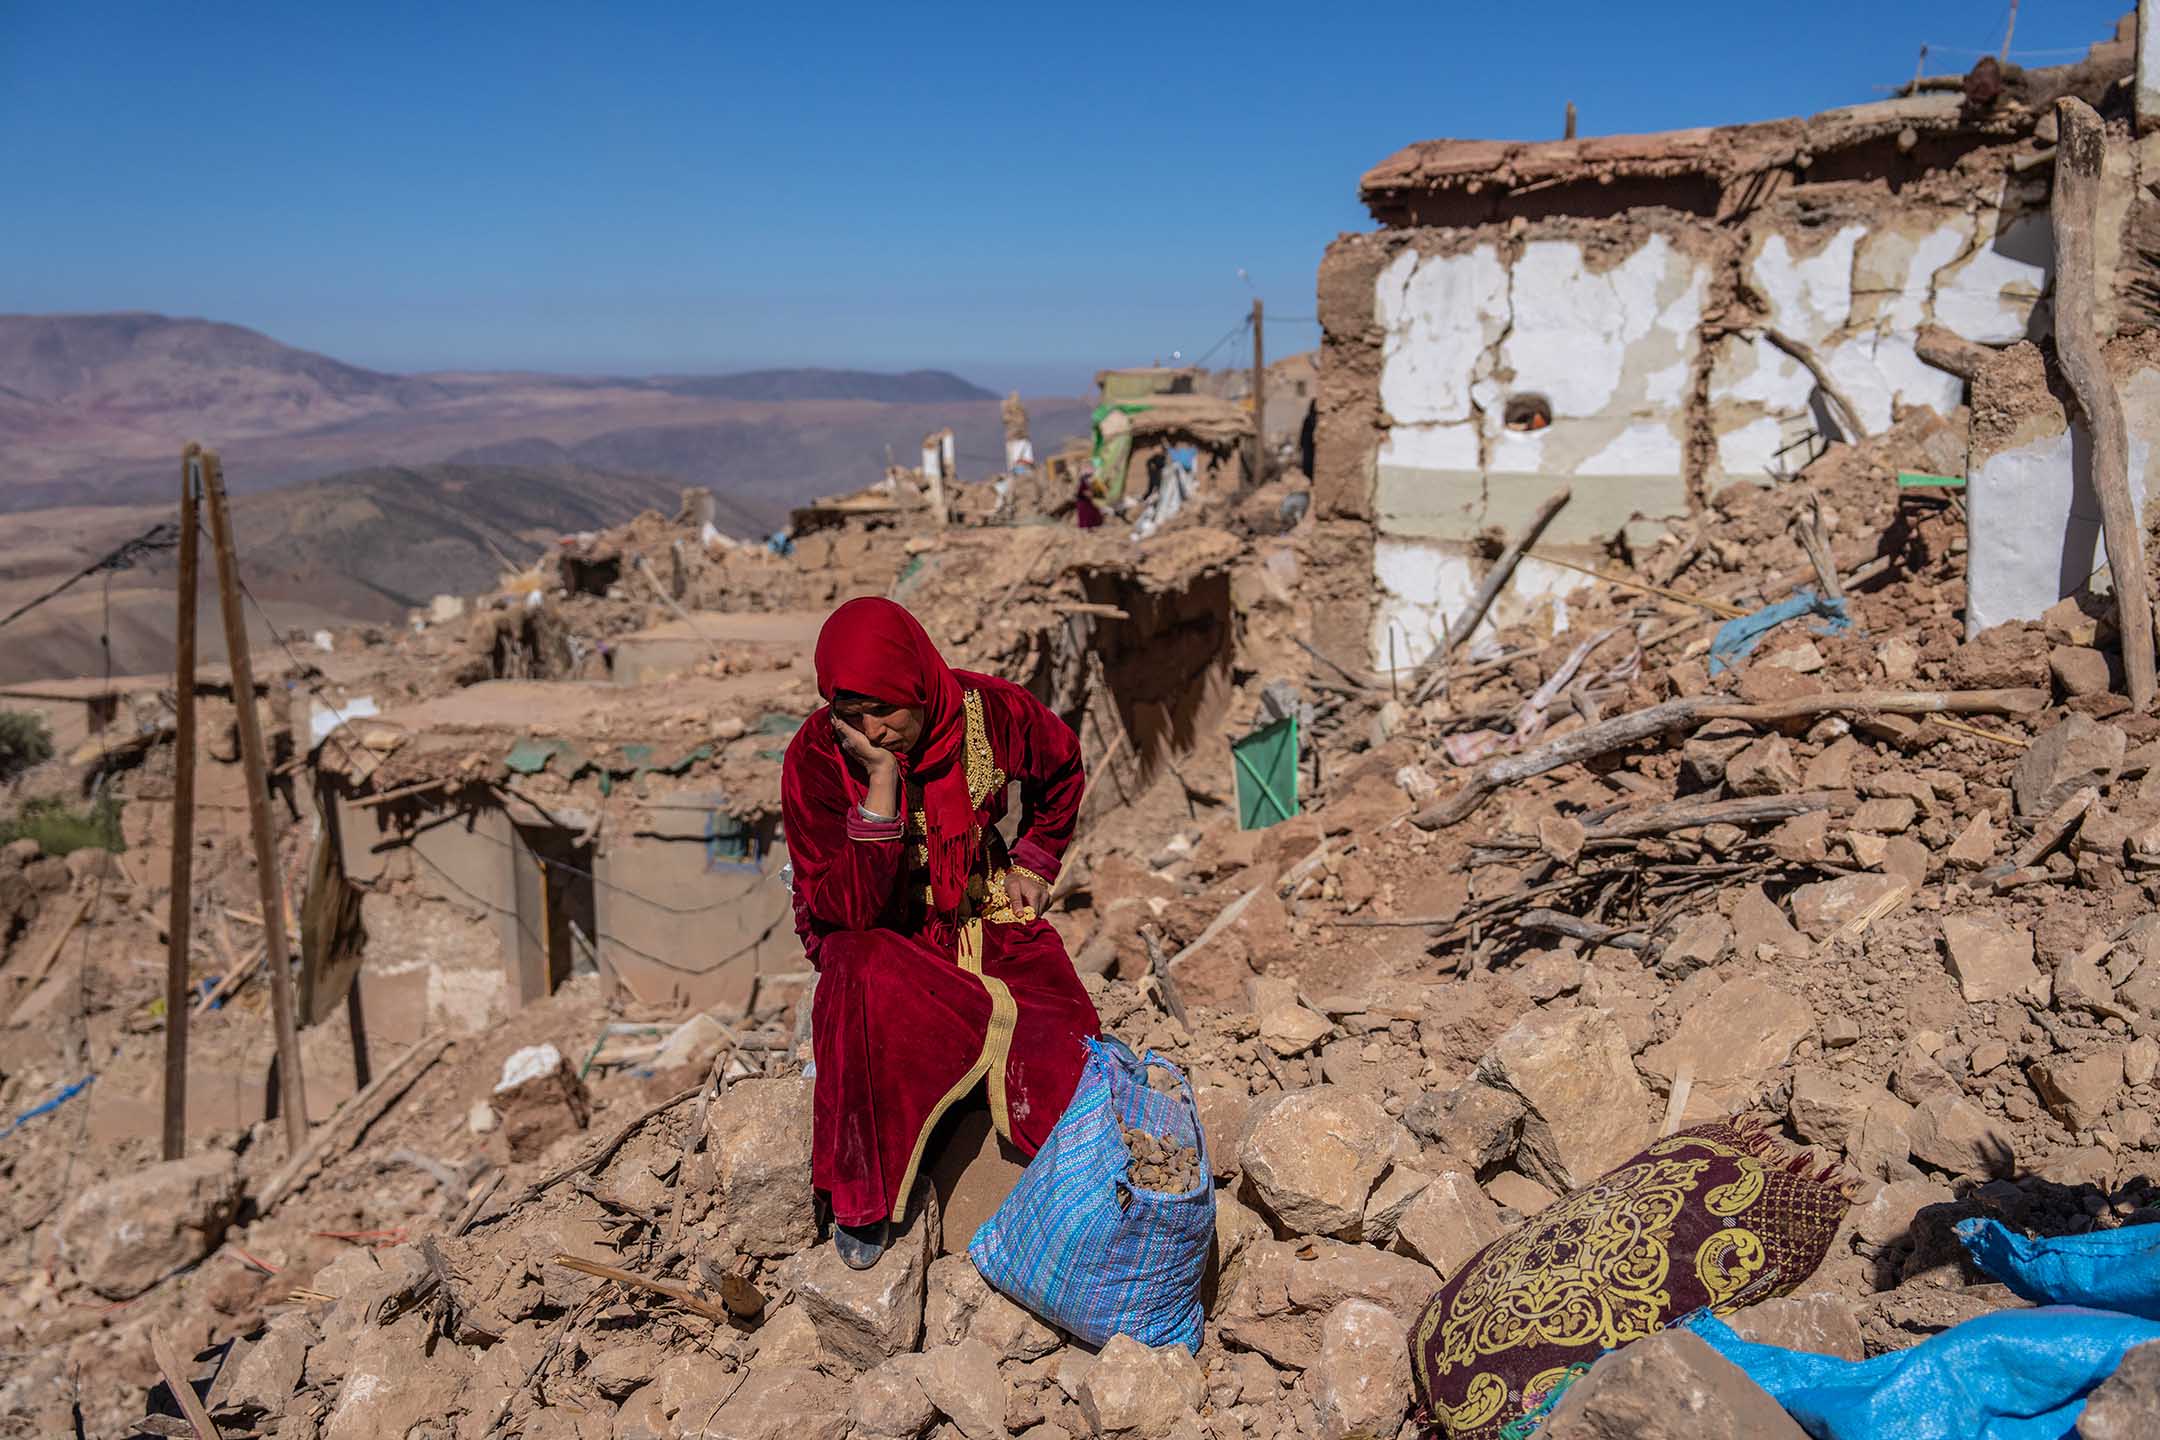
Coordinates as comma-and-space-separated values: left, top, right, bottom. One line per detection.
1390, 1168, 1507, 1282
1078, 1334, 1205, 1438
1908, 1095, 2016, 1179
695, 1368, 849, 1440
706, 1076, 816, 1258
790, 1182, 938, 1372
924, 1254, 1061, 1361
1239, 1087, 1414, 1241
1541, 1329, 1806, 1439
1475, 1008, 1652, 1192
914, 1339, 1010, 1440
1640, 976, 1813, 1123
1215, 1239, 1441, 1371
1300, 1300, 1411, 1440
2030, 1049, 2125, 1133
56, 1150, 241, 1299
2011, 714, 2124, 817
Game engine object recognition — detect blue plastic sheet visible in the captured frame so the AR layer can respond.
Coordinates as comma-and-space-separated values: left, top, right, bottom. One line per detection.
1683, 1217, 2160, 1438
0, 1075, 93, 1142
1706, 586, 1852, 676
1688, 1307, 2160, 1440
1958, 1217, 2160, 1322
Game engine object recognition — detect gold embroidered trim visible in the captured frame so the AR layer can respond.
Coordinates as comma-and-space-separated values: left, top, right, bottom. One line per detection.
886, 918, 1020, 1216
962, 689, 1005, 808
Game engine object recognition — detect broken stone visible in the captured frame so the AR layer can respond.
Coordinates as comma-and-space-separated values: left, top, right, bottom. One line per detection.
2054, 950, 2120, 1016
651, 1012, 730, 1073
853, 1356, 940, 1440
2011, 714, 2125, 818
1391, 1168, 1506, 1282
1849, 1089, 1919, 1183
1537, 815, 1587, 864
1726, 1294, 1865, 1361
208, 1312, 316, 1422
1766, 810, 1831, 864
1239, 1087, 1412, 1240
56, 1150, 241, 1300
1475, 1007, 1651, 1193
1890, 1040, 1960, 1107
699, 1368, 849, 1440
1641, 976, 1812, 1123
1404, 1082, 1522, 1171
1908, 1095, 2016, 1178
1731, 885, 1807, 961
1942, 915, 2042, 1004
1656, 913, 1731, 978
1788, 1067, 1863, 1150
1359, 1167, 1430, 1249
2030, 1049, 2125, 1132
1944, 811, 1997, 869
1762, 639, 1826, 674
1193, 1084, 1249, 1182
792, 1181, 937, 1372
915, 1339, 1010, 1440
322, 1314, 476, 1440
491, 1045, 592, 1162
1683, 722, 1755, 787
1513, 948, 1588, 1002
2127, 1037, 2160, 1088
1302, 1300, 1411, 1440
1725, 736, 1801, 797
580, 1342, 659, 1402
1541, 1328, 1808, 1440
1853, 1178, 1953, 1252
1788, 872, 1903, 941
2080, 1338, 2160, 1440
1215, 1240, 1441, 1371
1259, 1003, 1334, 1059
1483, 1170, 1557, 1215
1851, 797, 1918, 833
1078, 1333, 1205, 1438
1416, 974, 1534, 1069
707, 1076, 816, 1257
2051, 645, 2114, 698
1820, 1014, 1860, 1049
924, 1255, 1061, 1362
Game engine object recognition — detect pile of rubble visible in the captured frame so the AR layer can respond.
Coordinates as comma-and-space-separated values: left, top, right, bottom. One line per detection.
12, 331, 2160, 1437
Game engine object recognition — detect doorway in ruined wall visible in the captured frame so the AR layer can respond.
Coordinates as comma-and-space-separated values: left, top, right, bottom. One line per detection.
1074, 568, 1236, 795
508, 823, 596, 1005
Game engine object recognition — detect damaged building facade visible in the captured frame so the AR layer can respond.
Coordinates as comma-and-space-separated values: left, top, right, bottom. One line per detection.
1315, 20, 2160, 670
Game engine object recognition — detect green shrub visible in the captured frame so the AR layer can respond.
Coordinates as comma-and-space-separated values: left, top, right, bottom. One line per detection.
0, 709, 53, 782
0, 792, 124, 856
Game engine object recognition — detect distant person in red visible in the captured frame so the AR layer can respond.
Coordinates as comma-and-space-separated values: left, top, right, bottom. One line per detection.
1075, 475, 1103, 529
781, 597, 1101, 1268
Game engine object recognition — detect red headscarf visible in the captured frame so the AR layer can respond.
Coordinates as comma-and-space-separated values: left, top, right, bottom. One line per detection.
813, 597, 976, 914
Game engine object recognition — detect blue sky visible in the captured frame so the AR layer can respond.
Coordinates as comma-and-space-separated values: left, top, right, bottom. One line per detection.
0, 1, 2131, 392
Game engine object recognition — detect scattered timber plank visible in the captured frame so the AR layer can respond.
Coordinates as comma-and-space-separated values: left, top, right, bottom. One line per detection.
259, 1034, 451, 1212
149, 1331, 224, 1440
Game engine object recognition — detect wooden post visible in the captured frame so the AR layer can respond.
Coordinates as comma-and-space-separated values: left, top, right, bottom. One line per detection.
1249, 298, 1267, 483
1565, 101, 1578, 139
2052, 97, 2156, 711
199, 449, 309, 1151
163, 447, 203, 1161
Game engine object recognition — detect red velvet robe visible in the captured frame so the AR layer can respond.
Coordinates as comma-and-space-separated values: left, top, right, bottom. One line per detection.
782, 672, 1102, 1227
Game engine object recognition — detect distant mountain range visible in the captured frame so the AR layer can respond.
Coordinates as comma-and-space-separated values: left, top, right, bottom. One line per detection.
0, 312, 1096, 683
0, 312, 1081, 519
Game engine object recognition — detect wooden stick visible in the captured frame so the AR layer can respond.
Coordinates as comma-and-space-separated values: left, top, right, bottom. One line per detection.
1755, 326, 1870, 441
549, 1253, 731, 1323
1413, 688, 2047, 829
1583, 791, 1838, 840
350, 777, 454, 809
200, 450, 308, 1154
165, 447, 202, 1162
2052, 97, 2154, 711
1293, 635, 1380, 693
1138, 926, 1192, 1030
258, 1034, 450, 1212
191, 943, 264, 1016
1516, 908, 1649, 950
1985, 786, 2098, 889
1519, 550, 1749, 619
150, 1330, 224, 1440
1930, 715, 2030, 748
1915, 323, 1995, 383
1409, 487, 1571, 703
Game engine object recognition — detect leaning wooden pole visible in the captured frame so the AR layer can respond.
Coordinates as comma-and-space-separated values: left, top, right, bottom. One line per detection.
162, 447, 204, 1161
199, 450, 309, 1151
2052, 97, 2156, 711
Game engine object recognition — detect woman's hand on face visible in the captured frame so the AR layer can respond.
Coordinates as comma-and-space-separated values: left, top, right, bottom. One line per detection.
1003, 871, 1050, 918
832, 711, 897, 777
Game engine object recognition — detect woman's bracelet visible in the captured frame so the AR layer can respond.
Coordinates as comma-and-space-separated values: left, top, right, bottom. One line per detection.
857, 801, 898, 825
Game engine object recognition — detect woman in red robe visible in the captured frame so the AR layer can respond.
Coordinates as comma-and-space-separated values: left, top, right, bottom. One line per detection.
782, 597, 1102, 1268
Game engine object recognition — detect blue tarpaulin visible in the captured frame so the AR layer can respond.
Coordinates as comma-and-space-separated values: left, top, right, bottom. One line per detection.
1706, 586, 1852, 676
1685, 1218, 2160, 1439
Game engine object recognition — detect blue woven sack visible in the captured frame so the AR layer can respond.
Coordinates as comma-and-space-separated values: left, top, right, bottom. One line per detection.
969, 1036, 1214, 1350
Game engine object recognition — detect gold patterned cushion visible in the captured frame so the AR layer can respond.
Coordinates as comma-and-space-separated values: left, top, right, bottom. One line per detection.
1408, 1122, 1852, 1440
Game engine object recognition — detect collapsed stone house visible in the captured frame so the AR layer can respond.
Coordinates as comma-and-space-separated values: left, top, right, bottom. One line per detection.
1313, 14, 2160, 672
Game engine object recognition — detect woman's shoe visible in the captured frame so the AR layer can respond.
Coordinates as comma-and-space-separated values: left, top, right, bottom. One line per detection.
835, 1219, 890, 1270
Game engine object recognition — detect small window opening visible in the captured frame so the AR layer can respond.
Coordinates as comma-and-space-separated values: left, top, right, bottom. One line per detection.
1504, 394, 1552, 432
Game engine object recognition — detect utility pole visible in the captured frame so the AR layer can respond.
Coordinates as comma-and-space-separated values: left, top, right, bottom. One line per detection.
1249, 298, 1267, 483
2001, 0, 2019, 61
200, 449, 309, 1152
162, 446, 202, 1161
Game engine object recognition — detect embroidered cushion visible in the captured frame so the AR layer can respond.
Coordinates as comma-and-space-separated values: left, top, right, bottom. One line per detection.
1408, 1122, 1852, 1440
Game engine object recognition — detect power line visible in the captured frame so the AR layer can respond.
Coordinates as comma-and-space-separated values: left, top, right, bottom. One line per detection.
0, 521, 180, 633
